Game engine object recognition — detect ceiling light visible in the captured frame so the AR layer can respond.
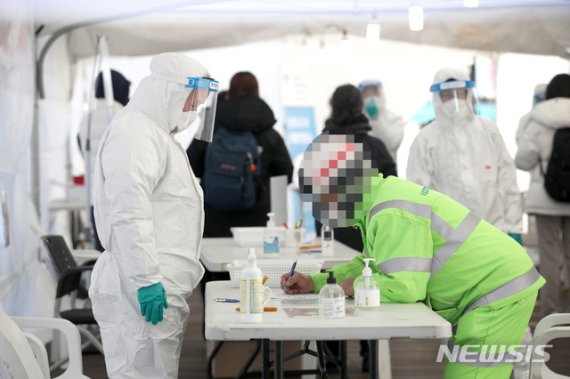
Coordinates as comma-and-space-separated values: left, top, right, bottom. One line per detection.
366, 22, 381, 41
464, 0, 479, 8
408, 5, 424, 31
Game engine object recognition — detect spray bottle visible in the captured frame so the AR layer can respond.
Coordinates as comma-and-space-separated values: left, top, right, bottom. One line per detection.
263, 212, 280, 254
353, 258, 380, 308
321, 224, 334, 257
240, 248, 264, 323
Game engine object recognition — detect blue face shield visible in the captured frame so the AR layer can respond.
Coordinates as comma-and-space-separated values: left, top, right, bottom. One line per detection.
186, 77, 219, 142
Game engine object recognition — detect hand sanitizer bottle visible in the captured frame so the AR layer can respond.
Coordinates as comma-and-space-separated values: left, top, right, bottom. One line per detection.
319, 271, 345, 318
240, 248, 264, 323
263, 212, 280, 254
321, 224, 334, 257
354, 258, 380, 309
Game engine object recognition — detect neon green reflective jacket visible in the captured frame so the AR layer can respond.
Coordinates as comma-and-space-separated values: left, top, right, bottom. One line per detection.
311, 175, 544, 324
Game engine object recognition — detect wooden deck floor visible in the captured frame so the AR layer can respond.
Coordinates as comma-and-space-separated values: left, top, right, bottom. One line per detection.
81, 291, 570, 379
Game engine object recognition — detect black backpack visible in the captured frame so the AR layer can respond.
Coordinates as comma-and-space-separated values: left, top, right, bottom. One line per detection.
203, 128, 260, 211
541, 127, 570, 202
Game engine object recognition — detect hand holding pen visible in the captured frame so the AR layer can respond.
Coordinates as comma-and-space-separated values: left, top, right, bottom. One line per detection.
280, 260, 314, 294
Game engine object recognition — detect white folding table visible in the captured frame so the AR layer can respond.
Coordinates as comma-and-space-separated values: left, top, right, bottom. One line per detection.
199, 237, 360, 272
205, 281, 452, 379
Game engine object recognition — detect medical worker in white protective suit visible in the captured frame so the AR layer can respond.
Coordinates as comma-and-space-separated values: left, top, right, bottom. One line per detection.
407, 68, 522, 239
89, 53, 219, 378
359, 80, 406, 163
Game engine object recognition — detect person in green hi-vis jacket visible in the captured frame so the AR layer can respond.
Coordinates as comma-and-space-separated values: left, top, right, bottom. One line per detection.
281, 134, 545, 379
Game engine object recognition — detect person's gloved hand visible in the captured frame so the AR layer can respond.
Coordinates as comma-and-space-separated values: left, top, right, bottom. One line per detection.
508, 233, 524, 246
137, 282, 168, 325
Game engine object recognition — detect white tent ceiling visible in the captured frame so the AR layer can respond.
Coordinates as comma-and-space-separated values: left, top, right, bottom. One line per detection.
26, 0, 570, 59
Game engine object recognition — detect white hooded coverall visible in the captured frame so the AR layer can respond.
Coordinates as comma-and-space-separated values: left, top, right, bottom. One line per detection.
368, 95, 406, 163
89, 53, 206, 379
406, 68, 522, 233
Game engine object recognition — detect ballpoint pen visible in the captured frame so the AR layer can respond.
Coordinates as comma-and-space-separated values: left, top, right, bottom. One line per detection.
288, 260, 297, 279
214, 298, 240, 303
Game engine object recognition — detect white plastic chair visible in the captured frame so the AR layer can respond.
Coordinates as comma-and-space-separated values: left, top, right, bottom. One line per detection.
530, 313, 570, 379
0, 310, 90, 379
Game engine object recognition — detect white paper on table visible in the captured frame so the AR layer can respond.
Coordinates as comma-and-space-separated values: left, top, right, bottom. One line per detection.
284, 307, 356, 318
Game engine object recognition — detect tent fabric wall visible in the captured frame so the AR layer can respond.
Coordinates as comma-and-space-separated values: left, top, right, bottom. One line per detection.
61, 5, 570, 60
0, 1, 55, 317
37, 33, 74, 236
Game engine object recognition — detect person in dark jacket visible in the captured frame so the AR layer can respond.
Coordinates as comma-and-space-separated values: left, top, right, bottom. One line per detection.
316, 84, 396, 372
187, 72, 293, 237
317, 84, 397, 252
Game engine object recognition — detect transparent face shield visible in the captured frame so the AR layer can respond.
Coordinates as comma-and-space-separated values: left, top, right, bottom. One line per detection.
430, 80, 476, 112
185, 77, 219, 142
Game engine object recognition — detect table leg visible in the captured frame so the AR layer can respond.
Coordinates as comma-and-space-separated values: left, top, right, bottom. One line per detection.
262, 339, 271, 379
207, 341, 224, 379
274, 341, 283, 379
236, 340, 261, 379
339, 340, 348, 379
368, 340, 378, 379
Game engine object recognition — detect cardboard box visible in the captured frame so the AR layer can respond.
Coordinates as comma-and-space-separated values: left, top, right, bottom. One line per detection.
207, 340, 303, 378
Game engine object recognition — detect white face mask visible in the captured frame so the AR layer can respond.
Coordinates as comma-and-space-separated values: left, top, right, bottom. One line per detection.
175, 110, 198, 132
441, 99, 471, 122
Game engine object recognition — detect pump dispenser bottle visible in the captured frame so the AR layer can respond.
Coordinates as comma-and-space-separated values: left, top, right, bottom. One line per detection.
263, 212, 280, 254
318, 271, 346, 318
354, 258, 380, 308
240, 248, 264, 323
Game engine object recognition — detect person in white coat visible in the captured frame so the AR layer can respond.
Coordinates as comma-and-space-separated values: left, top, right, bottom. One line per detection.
359, 80, 406, 164
407, 68, 522, 239
88, 53, 219, 378
515, 73, 570, 317
515, 83, 546, 144
78, 69, 130, 251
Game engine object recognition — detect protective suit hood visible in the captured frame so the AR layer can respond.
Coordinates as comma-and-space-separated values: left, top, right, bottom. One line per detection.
432, 68, 475, 127
128, 53, 208, 133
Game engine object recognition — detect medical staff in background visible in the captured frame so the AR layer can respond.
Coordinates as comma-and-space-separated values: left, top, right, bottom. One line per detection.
283, 134, 544, 379
359, 80, 406, 165
89, 53, 218, 378
78, 69, 130, 251
407, 68, 523, 242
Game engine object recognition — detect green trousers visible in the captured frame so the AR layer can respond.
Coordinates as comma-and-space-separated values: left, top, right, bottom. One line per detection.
444, 292, 537, 379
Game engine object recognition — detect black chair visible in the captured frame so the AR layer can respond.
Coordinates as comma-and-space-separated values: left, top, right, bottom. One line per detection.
40, 235, 103, 355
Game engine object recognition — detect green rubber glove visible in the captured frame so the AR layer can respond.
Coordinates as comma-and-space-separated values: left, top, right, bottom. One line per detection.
137, 282, 168, 325
508, 233, 524, 246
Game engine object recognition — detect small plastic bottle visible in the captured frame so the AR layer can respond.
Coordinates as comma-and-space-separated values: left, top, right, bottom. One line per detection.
354, 258, 380, 309
321, 225, 334, 257
263, 212, 280, 254
319, 271, 345, 318
240, 248, 264, 323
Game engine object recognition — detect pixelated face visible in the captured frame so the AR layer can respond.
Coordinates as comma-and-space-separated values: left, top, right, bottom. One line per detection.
299, 134, 379, 228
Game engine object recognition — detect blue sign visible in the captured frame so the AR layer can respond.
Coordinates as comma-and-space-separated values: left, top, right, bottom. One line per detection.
284, 107, 318, 235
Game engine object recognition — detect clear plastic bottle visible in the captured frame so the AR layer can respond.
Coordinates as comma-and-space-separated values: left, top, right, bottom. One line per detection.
240, 248, 264, 323
354, 258, 380, 309
319, 271, 345, 318
321, 224, 334, 257
263, 212, 280, 254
